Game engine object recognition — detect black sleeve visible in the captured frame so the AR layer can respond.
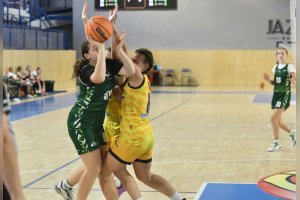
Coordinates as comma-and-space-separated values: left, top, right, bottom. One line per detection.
79, 65, 95, 86
106, 58, 123, 76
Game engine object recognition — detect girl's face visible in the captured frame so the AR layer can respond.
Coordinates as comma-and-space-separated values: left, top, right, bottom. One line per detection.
276, 49, 288, 64
131, 53, 148, 72
84, 44, 99, 65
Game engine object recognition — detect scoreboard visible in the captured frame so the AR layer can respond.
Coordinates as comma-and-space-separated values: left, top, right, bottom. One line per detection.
95, 0, 177, 10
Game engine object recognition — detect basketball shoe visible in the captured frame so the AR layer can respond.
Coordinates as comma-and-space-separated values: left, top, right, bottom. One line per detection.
54, 181, 74, 200
267, 140, 282, 152
289, 129, 296, 147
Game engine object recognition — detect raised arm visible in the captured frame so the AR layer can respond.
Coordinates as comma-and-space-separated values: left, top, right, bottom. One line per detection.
114, 33, 135, 77
263, 73, 275, 85
109, 6, 128, 59
89, 40, 106, 84
82, 0, 88, 38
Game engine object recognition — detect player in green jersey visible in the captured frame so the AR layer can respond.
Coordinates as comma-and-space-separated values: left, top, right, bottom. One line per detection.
263, 47, 296, 152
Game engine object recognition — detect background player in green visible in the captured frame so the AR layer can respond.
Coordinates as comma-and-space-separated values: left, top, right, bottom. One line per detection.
263, 47, 296, 152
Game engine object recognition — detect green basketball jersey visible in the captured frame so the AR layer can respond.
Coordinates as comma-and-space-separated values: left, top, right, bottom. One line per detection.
75, 61, 122, 111
76, 77, 115, 111
273, 64, 291, 93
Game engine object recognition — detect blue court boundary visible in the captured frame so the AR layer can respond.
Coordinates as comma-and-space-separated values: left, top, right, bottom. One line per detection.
195, 182, 284, 200
22, 100, 189, 188
11, 90, 258, 122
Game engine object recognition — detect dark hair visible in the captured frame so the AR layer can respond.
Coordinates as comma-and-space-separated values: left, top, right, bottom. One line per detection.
16, 66, 22, 72
135, 48, 154, 74
277, 47, 288, 55
72, 41, 90, 79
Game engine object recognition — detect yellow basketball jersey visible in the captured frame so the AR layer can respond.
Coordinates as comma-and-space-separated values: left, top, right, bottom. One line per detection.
121, 75, 151, 123
106, 87, 121, 121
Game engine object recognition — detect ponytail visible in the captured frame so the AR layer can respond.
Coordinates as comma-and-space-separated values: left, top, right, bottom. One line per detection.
71, 41, 90, 79
71, 58, 89, 79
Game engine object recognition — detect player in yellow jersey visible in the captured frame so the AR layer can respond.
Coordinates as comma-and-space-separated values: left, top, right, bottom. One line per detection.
99, 34, 185, 200
103, 9, 143, 199
103, 85, 122, 151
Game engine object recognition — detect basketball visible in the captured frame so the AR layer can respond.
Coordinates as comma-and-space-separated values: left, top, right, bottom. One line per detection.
259, 82, 265, 89
85, 16, 113, 43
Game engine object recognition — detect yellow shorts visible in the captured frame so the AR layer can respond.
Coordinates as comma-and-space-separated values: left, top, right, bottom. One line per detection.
103, 116, 120, 151
110, 121, 154, 164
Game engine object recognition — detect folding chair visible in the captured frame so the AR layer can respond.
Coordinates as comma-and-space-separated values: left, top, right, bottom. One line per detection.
181, 68, 192, 86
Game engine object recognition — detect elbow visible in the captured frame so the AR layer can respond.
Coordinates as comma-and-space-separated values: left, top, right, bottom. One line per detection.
90, 75, 105, 84
94, 77, 105, 84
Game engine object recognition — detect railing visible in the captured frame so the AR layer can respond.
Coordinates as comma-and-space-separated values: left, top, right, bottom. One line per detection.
43, 0, 72, 9
3, 25, 70, 50
3, 0, 52, 29
3, 0, 71, 50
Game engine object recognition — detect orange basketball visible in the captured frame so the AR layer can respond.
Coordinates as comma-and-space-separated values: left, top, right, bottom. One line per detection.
259, 82, 265, 89
86, 16, 113, 43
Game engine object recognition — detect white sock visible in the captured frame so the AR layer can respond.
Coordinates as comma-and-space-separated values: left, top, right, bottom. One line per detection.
274, 139, 280, 143
289, 129, 295, 135
113, 176, 122, 187
136, 198, 144, 200
63, 179, 73, 189
170, 192, 183, 200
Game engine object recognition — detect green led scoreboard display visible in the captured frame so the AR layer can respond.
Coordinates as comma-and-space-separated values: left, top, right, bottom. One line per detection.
95, 0, 177, 10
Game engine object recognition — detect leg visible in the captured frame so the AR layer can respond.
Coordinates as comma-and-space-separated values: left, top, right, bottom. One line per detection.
267, 109, 285, 152
68, 165, 85, 185
77, 149, 101, 200
55, 165, 84, 200
114, 167, 142, 199
278, 111, 296, 147
270, 109, 284, 139
278, 114, 291, 133
100, 152, 127, 200
133, 162, 179, 198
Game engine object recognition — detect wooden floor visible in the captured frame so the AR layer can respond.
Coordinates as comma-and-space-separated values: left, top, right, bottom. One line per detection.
11, 86, 296, 200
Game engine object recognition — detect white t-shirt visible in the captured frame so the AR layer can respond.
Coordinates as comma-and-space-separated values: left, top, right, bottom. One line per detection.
7, 71, 17, 79
31, 71, 38, 77
272, 63, 296, 74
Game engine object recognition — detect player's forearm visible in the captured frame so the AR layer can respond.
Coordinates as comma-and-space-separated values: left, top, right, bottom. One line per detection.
91, 46, 106, 83
269, 80, 275, 85
116, 49, 135, 76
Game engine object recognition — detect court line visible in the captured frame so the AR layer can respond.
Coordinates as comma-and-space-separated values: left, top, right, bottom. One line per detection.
22, 186, 197, 194
152, 91, 258, 94
22, 100, 189, 187
20, 158, 295, 174
11, 89, 262, 122
23, 157, 80, 188
194, 182, 207, 200
154, 136, 292, 141
151, 100, 189, 121
152, 159, 296, 165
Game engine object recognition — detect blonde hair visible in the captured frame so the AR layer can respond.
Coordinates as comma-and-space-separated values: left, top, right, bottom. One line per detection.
277, 47, 288, 55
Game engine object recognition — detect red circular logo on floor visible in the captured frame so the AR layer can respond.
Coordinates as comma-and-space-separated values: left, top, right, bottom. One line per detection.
258, 170, 296, 200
